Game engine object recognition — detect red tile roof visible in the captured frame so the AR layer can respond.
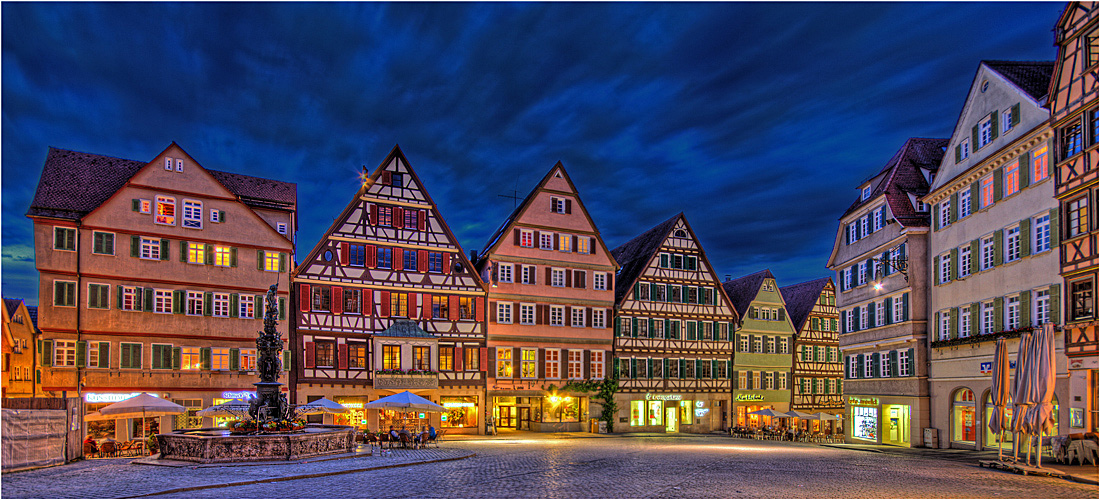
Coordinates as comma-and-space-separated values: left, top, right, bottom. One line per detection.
841, 137, 948, 228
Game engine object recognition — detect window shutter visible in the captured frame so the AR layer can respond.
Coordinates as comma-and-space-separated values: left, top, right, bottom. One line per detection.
950, 248, 959, 280
844, 355, 850, 378
230, 349, 240, 370
230, 247, 238, 267
993, 229, 1004, 266
1020, 290, 1031, 327
1019, 152, 1031, 189
305, 342, 316, 368
422, 294, 432, 320
283, 350, 291, 371
418, 250, 428, 273
950, 307, 960, 338
219, 210, 226, 222
369, 203, 378, 225
614, 316, 621, 337
565, 270, 572, 288
901, 292, 909, 321
933, 204, 940, 230
200, 347, 211, 370
889, 350, 899, 377
172, 347, 181, 370
340, 242, 349, 266
338, 344, 349, 369
331, 286, 343, 314
990, 110, 999, 140
230, 293, 239, 318
179, 241, 188, 262
379, 292, 391, 318
513, 229, 521, 246
203, 292, 213, 316
778, 308, 785, 322
679, 359, 686, 380
1050, 208, 1061, 247
549, 197, 556, 212
490, 302, 498, 323
279, 253, 287, 272
300, 284, 311, 312
76, 341, 86, 368
950, 192, 959, 223
418, 210, 426, 231
1050, 284, 1062, 324
1020, 219, 1032, 257
99, 343, 110, 369
971, 124, 980, 150
363, 290, 373, 316
565, 199, 572, 214
572, 235, 578, 252
205, 244, 215, 265
633, 283, 640, 300
131, 235, 139, 257
173, 290, 184, 314
589, 237, 595, 254
855, 354, 864, 378
476, 297, 485, 321
367, 245, 377, 269
993, 297, 1004, 332
394, 207, 404, 229
449, 295, 459, 321
144, 288, 154, 312
553, 234, 560, 251
257, 250, 265, 270
255, 295, 263, 319
993, 167, 1003, 202
955, 144, 961, 163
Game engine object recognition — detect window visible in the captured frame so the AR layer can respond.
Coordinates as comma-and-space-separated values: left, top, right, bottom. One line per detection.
980, 176, 994, 208
183, 200, 202, 229
186, 291, 202, 315
959, 188, 971, 218
264, 251, 280, 272
498, 263, 513, 283
120, 286, 139, 311
1003, 161, 1019, 197
88, 284, 110, 309
1068, 196, 1090, 238
860, 216, 869, 239
211, 348, 229, 370
959, 245, 972, 278
576, 237, 590, 254
939, 311, 951, 340
413, 346, 430, 370
137, 199, 152, 214
960, 306, 971, 338
519, 304, 534, 325
403, 250, 418, 271
753, 336, 762, 353
497, 302, 512, 324
845, 308, 854, 332
92, 232, 114, 255
53, 281, 76, 307
1062, 121, 1084, 158
54, 340, 76, 366
1002, 106, 1015, 134
847, 222, 858, 244
428, 252, 442, 273
551, 269, 565, 287
571, 307, 585, 327
464, 347, 479, 371
861, 186, 871, 201
210, 209, 221, 223
539, 232, 553, 250
981, 302, 995, 334
939, 200, 951, 228
1005, 226, 1021, 262
1034, 214, 1051, 253
213, 246, 232, 267
155, 196, 176, 225
1032, 145, 1049, 182
210, 293, 228, 317
496, 348, 513, 377
1071, 280, 1095, 321
1035, 289, 1050, 326
863, 356, 873, 378
383, 345, 400, 370
187, 243, 205, 264
859, 306, 868, 330
87, 341, 105, 368
558, 234, 571, 252
875, 301, 885, 327
404, 210, 418, 229
568, 350, 582, 379
981, 235, 995, 270
939, 253, 951, 284
277, 222, 287, 235
740, 370, 750, 388
391, 173, 403, 187
880, 352, 890, 377
892, 297, 904, 323
593, 273, 607, 291
553, 197, 566, 214
642, 319, 655, 338
119, 342, 142, 369
343, 289, 360, 314
978, 116, 993, 149
520, 229, 533, 248
842, 268, 852, 290
848, 357, 858, 379
858, 261, 867, 285
311, 287, 331, 312
591, 351, 605, 379
550, 305, 564, 326
140, 237, 161, 260
1006, 296, 1020, 330
181, 347, 201, 370
432, 295, 448, 319
873, 208, 883, 232
960, 139, 970, 160
348, 343, 366, 369
377, 248, 392, 269
898, 350, 911, 377
239, 295, 255, 319
458, 297, 473, 320
378, 206, 393, 226
519, 265, 534, 285
391, 292, 408, 317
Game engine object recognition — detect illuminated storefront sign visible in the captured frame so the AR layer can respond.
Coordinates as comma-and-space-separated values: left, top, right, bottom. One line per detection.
735, 393, 765, 402
84, 392, 143, 403
443, 401, 475, 408
849, 396, 880, 406
339, 402, 364, 409
221, 390, 256, 400
694, 408, 710, 418
645, 393, 683, 401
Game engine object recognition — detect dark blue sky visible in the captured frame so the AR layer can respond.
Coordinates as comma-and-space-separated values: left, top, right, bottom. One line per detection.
2, 2, 1066, 306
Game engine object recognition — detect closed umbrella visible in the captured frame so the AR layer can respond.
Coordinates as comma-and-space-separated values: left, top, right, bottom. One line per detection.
1023, 324, 1057, 468
295, 398, 349, 416
1010, 330, 1034, 462
988, 337, 1011, 461
99, 393, 185, 456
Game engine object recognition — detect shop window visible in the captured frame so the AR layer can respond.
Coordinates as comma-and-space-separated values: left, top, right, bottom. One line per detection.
679, 400, 694, 425
631, 401, 644, 426
441, 396, 478, 429
952, 388, 977, 443
648, 400, 662, 426
852, 406, 878, 441
984, 393, 1015, 451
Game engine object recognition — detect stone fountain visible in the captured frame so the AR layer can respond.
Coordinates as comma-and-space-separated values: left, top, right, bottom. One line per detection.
156, 285, 355, 464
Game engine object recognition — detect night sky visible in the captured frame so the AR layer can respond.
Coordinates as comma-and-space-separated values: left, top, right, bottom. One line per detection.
1, 2, 1066, 306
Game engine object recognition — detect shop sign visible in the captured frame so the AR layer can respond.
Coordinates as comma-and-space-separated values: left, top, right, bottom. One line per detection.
221, 390, 256, 400
84, 392, 143, 403
645, 393, 683, 401
735, 393, 765, 402
849, 396, 879, 406
694, 408, 710, 418
979, 361, 1015, 375
443, 401, 475, 408
339, 402, 364, 409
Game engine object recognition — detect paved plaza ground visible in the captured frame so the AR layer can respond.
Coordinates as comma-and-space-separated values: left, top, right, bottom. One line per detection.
3, 433, 1097, 498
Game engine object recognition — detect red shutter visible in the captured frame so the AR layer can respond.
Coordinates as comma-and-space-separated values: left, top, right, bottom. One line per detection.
572, 235, 578, 252
393, 207, 404, 228
418, 250, 428, 273
300, 284, 311, 312
380, 291, 391, 318
455, 346, 463, 371
565, 199, 572, 214
490, 301, 497, 323
534, 231, 541, 245
554, 234, 559, 250
545, 267, 552, 285
443, 253, 451, 274
565, 306, 572, 324
549, 197, 556, 212
583, 350, 591, 379
363, 289, 373, 316
338, 344, 348, 369
476, 297, 485, 321
566, 270, 572, 288
381, 171, 392, 185
513, 229, 520, 246
331, 286, 343, 314
589, 237, 595, 254
422, 294, 433, 319
479, 347, 488, 374
370, 204, 378, 225
367, 245, 377, 268
418, 210, 426, 231
448, 295, 460, 321
340, 242, 349, 265
586, 307, 593, 328
305, 342, 316, 368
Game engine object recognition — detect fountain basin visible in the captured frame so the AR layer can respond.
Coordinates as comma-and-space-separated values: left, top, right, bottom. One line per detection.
156, 425, 355, 464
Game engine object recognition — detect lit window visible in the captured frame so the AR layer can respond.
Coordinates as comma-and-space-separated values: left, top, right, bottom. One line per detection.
378, 206, 393, 226
558, 234, 571, 252
1068, 196, 1090, 238
138, 199, 152, 214
140, 238, 161, 260
181, 347, 201, 370
155, 196, 176, 225
164, 158, 173, 170
1062, 121, 1084, 158
213, 246, 232, 267
520, 230, 534, 248
264, 251, 280, 272
496, 348, 512, 377
980, 176, 994, 208
211, 348, 229, 370
241, 349, 257, 371
175, 159, 184, 172
521, 349, 536, 378
188, 242, 205, 264
1032, 145, 1049, 182
568, 350, 582, 379
183, 200, 202, 229
120, 286, 139, 311
1003, 161, 1019, 197
576, 237, 590, 254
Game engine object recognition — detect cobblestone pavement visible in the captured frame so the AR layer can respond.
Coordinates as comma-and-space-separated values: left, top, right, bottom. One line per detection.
4, 436, 1097, 498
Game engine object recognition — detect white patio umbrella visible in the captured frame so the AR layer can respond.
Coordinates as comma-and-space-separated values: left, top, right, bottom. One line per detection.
196, 398, 252, 418
364, 391, 445, 412
98, 393, 185, 456
1010, 330, 1034, 463
806, 412, 839, 421
296, 397, 349, 416
988, 337, 1012, 461
1023, 324, 1057, 468
784, 410, 814, 419
747, 408, 788, 418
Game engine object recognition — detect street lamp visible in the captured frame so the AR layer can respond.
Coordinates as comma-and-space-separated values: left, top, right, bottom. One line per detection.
869, 244, 909, 289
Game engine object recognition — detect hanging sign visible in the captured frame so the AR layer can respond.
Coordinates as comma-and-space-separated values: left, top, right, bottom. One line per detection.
221, 390, 256, 400
645, 393, 683, 401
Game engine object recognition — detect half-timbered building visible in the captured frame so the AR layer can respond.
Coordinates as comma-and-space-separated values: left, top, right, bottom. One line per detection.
292, 146, 488, 434
611, 214, 738, 433
473, 163, 618, 432
780, 278, 843, 426
1049, 1, 1098, 434
722, 270, 795, 428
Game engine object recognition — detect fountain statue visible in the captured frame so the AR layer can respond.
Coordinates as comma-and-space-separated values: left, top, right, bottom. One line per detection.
248, 284, 290, 424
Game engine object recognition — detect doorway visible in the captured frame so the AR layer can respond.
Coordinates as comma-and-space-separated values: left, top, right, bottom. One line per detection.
498, 406, 516, 428
519, 407, 531, 431
665, 407, 678, 433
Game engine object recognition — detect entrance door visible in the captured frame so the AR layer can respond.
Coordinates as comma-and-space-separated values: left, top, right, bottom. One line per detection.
498, 406, 516, 428
518, 408, 531, 431
665, 407, 678, 433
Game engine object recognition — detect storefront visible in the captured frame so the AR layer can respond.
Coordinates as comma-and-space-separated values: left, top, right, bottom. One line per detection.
618, 392, 727, 433
491, 394, 589, 432
732, 392, 789, 429
441, 396, 479, 430
333, 398, 370, 430
846, 395, 919, 447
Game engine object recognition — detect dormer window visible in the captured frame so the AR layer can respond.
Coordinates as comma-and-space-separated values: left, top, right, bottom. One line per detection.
861, 186, 871, 201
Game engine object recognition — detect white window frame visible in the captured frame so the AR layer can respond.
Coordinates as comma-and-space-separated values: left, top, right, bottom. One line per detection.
121, 286, 139, 311
593, 273, 607, 291
939, 253, 952, 284
498, 263, 514, 283
154, 195, 176, 226
981, 302, 995, 334
959, 188, 971, 218
892, 297, 904, 323
277, 223, 288, 235
175, 159, 184, 172
239, 295, 255, 319
864, 356, 874, 378
154, 290, 172, 314
873, 208, 883, 231
551, 268, 565, 287
539, 232, 553, 250
940, 311, 951, 340
862, 186, 871, 201
520, 265, 534, 285
213, 293, 229, 317
590, 350, 605, 379
140, 237, 161, 260
497, 302, 513, 324
553, 197, 566, 214
981, 235, 995, 270
164, 158, 173, 170
858, 261, 867, 285
181, 347, 201, 370
753, 336, 762, 353
847, 222, 858, 244
210, 209, 221, 223
898, 350, 911, 377
545, 349, 560, 379
519, 303, 535, 325
979, 116, 993, 148
1007, 295, 1020, 330
240, 348, 257, 371
187, 291, 203, 316
960, 246, 972, 278
960, 306, 971, 338
549, 305, 565, 327
213, 246, 232, 267
54, 340, 76, 367
848, 356, 858, 379
960, 139, 970, 160
592, 309, 606, 329
939, 200, 951, 228
1034, 214, 1051, 253
880, 352, 890, 378
859, 306, 868, 330
1034, 289, 1050, 325
520, 229, 534, 248
558, 234, 572, 253
570, 307, 585, 328
860, 216, 869, 238
568, 350, 583, 379
182, 200, 203, 229
1006, 226, 1021, 262
875, 301, 885, 327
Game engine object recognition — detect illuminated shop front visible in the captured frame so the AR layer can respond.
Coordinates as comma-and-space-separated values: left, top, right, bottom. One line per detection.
850, 397, 879, 442
333, 399, 369, 430
847, 395, 914, 446
492, 395, 588, 432
951, 389, 976, 444
625, 393, 716, 433
442, 396, 479, 429
731, 392, 787, 429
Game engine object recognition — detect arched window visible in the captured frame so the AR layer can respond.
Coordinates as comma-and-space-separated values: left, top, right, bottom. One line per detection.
952, 388, 976, 443
983, 392, 1014, 451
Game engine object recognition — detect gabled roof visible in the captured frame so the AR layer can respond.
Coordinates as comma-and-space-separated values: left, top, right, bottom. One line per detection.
26, 306, 38, 330
840, 138, 948, 227
376, 319, 436, 338
984, 60, 1055, 101
721, 269, 774, 320
4, 298, 23, 318
779, 277, 832, 333
27, 146, 297, 220
610, 213, 682, 302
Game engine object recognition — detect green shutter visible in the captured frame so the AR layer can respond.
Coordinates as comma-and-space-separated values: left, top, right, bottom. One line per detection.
1050, 209, 1061, 247
160, 239, 169, 260
726, 360, 732, 380
950, 307, 960, 339
257, 250, 265, 270
933, 204, 940, 230
630, 358, 637, 379
219, 210, 226, 222
180, 240, 188, 262
679, 358, 686, 379
901, 293, 909, 321
934, 255, 941, 283
633, 283, 640, 300
279, 298, 286, 320
868, 302, 876, 326
855, 354, 863, 378
890, 351, 899, 377
117, 285, 124, 309
144, 288, 154, 312
204, 292, 213, 316
173, 290, 184, 314
76, 341, 86, 368
884, 296, 893, 325
955, 144, 962, 163
1011, 104, 1020, 125
972, 125, 980, 151
230, 348, 239, 371
1050, 284, 1062, 324
990, 111, 999, 140
660, 254, 669, 267
950, 192, 959, 222
41, 340, 53, 366
279, 253, 287, 272
230, 247, 238, 267
230, 293, 239, 318
871, 353, 880, 377
993, 229, 1004, 266
1020, 218, 1032, 257
994, 297, 1004, 332
205, 244, 214, 265
663, 358, 670, 379
200, 347, 211, 370
614, 316, 621, 337
970, 182, 980, 209
283, 350, 291, 371
99, 342, 110, 369
1019, 152, 1030, 189
950, 248, 959, 280
1020, 291, 1031, 327
131, 235, 139, 258
132, 199, 140, 212
255, 295, 264, 320
172, 347, 181, 370
971, 302, 981, 334
993, 167, 1003, 202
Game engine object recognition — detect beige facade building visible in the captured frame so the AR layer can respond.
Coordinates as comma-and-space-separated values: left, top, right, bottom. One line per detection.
923, 61, 1065, 450
27, 144, 296, 439
3, 298, 40, 398
827, 137, 946, 447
